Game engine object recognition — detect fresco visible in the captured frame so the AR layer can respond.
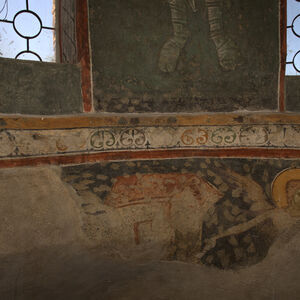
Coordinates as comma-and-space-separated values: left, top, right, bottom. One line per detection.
89, 0, 278, 112
62, 159, 300, 269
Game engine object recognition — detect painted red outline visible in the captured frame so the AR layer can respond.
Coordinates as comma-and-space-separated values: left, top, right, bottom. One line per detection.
76, 0, 92, 112
279, 0, 287, 112
0, 148, 300, 169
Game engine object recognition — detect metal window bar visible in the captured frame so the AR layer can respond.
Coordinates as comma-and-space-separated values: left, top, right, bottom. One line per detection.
0, 0, 55, 61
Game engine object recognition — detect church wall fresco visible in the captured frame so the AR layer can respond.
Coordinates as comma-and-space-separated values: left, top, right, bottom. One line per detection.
89, 0, 279, 113
0, 1, 300, 296
61, 159, 300, 270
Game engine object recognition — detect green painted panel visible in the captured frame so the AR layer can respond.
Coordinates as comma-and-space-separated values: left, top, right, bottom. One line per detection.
90, 0, 279, 113
286, 76, 300, 111
0, 58, 82, 115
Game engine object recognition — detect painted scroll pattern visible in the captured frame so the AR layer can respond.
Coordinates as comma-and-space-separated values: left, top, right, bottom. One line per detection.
1, 124, 300, 158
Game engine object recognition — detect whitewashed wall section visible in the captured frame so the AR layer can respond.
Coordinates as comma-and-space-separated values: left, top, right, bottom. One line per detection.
0, 124, 300, 158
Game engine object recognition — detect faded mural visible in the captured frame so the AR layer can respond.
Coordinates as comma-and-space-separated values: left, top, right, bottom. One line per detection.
90, 0, 278, 113
62, 159, 300, 269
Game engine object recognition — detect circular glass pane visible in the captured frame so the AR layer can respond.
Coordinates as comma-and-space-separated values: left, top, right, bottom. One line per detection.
16, 51, 41, 61
292, 15, 300, 37
293, 51, 300, 73
13, 11, 42, 39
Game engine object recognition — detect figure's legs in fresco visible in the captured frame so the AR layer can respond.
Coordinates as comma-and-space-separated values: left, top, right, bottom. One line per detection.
159, 0, 190, 73
205, 0, 239, 71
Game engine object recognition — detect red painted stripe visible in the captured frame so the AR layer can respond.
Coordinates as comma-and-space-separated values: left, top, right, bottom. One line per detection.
76, 0, 93, 112
0, 148, 300, 169
279, 0, 287, 112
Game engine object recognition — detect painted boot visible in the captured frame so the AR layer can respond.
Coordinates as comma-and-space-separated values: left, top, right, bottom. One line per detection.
206, 0, 239, 71
159, 0, 190, 73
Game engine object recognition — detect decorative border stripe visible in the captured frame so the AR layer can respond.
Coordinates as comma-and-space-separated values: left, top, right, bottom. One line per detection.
1, 113, 300, 129
1, 124, 300, 159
